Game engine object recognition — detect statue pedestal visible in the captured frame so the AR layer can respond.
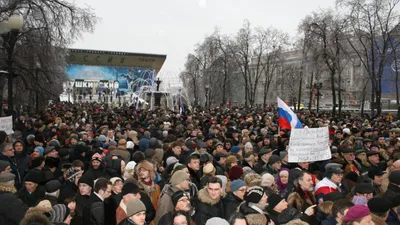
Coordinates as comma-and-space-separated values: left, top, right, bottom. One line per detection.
154, 92, 162, 107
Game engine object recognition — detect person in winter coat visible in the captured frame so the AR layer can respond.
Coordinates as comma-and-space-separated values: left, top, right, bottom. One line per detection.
58, 167, 82, 204
82, 178, 111, 225
135, 160, 160, 210
158, 191, 192, 225
43, 179, 62, 206
287, 171, 316, 213
238, 186, 269, 225
118, 199, 147, 225
0, 173, 28, 225
194, 176, 225, 225
155, 170, 191, 224
0, 142, 22, 189
109, 139, 131, 164
13, 140, 30, 184
16, 170, 46, 207
138, 131, 151, 152
223, 179, 247, 220
315, 163, 345, 202
84, 153, 110, 180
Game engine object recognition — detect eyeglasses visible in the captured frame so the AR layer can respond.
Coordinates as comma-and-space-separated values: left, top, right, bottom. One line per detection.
5, 148, 14, 152
174, 223, 188, 225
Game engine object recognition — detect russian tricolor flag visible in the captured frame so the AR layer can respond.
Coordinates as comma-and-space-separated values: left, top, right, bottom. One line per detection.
277, 97, 303, 130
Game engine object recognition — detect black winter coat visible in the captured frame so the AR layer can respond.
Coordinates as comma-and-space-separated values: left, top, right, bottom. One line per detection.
16, 185, 45, 207
0, 189, 28, 225
83, 193, 104, 225
58, 180, 78, 204
222, 192, 243, 220
193, 188, 224, 225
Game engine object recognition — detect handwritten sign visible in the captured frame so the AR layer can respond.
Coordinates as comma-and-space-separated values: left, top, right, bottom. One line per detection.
0, 116, 13, 135
288, 127, 331, 163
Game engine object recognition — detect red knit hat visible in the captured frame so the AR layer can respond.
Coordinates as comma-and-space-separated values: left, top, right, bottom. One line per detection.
229, 165, 244, 181
342, 205, 370, 222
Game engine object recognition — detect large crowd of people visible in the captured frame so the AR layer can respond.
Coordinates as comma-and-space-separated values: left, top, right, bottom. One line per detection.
0, 102, 399, 225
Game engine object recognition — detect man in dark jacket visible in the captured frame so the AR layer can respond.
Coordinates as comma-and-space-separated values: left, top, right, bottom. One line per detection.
138, 131, 150, 152
194, 176, 225, 225
159, 191, 192, 225
0, 142, 21, 189
0, 173, 28, 225
223, 179, 247, 220
83, 177, 112, 225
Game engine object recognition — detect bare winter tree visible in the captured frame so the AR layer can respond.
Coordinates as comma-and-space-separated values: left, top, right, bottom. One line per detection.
337, 0, 400, 115
0, 0, 98, 114
300, 9, 348, 116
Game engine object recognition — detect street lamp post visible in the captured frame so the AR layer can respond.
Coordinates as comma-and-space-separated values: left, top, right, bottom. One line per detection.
204, 84, 209, 108
314, 83, 323, 113
0, 13, 24, 116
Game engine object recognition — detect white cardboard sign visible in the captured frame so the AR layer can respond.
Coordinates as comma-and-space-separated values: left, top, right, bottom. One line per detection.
0, 116, 13, 135
288, 127, 331, 163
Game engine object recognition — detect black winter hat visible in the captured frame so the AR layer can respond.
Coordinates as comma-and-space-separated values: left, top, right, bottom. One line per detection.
78, 175, 93, 188
30, 156, 45, 169
121, 183, 141, 196
389, 170, 400, 185
25, 171, 43, 184
277, 207, 302, 224
58, 148, 70, 158
45, 180, 62, 193
267, 193, 284, 210
368, 197, 392, 214
355, 182, 374, 194
74, 144, 88, 154
171, 191, 190, 207
45, 157, 60, 169
244, 186, 264, 203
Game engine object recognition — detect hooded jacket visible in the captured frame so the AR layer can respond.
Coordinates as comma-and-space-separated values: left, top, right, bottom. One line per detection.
193, 188, 224, 225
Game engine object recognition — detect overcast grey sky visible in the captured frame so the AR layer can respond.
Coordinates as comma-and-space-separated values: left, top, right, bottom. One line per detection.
72, 0, 336, 81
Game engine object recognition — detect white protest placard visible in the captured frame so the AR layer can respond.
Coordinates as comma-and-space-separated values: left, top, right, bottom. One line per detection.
288, 126, 331, 163
0, 116, 13, 135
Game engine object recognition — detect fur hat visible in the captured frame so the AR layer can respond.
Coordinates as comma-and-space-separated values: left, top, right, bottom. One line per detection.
135, 161, 156, 180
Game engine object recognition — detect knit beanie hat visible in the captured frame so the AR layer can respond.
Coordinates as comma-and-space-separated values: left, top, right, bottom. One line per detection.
66, 167, 82, 182
342, 205, 370, 222
230, 146, 241, 154
166, 156, 179, 167
261, 173, 275, 187
171, 170, 190, 186
50, 204, 70, 223
45, 180, 62, 193
229, 165, 244, 181
78, 175, 94, 188
267, 193, 284, 210
171, 191, 190, 207
0, 160, 10, 172
230, 179, 246, 192
126, 199, 146, 217
244, 186, 264, 203
203, 163, 216, 175
34, 146, 45, 156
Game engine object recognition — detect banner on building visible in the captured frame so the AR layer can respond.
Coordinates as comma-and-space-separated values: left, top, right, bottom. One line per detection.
0, 116, 13, 135
288, 127, 331, 163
